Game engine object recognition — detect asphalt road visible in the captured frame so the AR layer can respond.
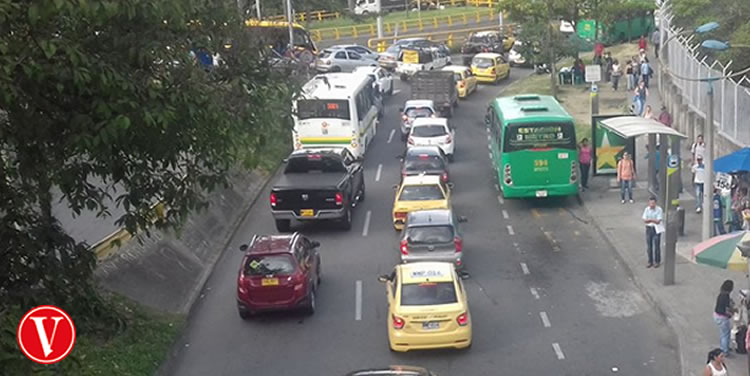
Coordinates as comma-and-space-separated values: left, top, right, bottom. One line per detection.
162, 68, 679, 376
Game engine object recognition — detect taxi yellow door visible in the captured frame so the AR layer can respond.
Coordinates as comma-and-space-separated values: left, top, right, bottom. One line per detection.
495, 56, 510, 79
464, 69, 477, 93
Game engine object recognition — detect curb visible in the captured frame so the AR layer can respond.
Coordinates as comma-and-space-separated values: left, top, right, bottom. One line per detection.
579, 192, 686, 376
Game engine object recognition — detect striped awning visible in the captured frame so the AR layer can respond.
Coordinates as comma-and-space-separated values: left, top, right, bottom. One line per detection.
599, 116, 687, 139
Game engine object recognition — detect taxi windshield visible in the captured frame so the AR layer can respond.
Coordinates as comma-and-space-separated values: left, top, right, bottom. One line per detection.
399, 185, 445, 201
472, 57, 494, 69
243, 255, 295, 276
401, 281, 457, 306
405, 107, 433, 118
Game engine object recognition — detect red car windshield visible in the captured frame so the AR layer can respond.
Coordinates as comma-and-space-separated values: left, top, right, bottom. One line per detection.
243, 254, 296, 276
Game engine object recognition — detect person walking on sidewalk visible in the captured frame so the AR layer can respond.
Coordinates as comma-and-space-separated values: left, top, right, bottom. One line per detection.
640, 58, 652, 88
611, 59, 622, 91
651, 28, 661, 59
642, 196, 663, 268
639, 34, 648, 52
618, 152, 636, 203
692, 134, 706, 163
703, 348, 728, 376
694, 157, 706, 213
714, 280, 736, 356
713, 188, 726, 236
658, 105, 673, 127
578, 138, 592, 191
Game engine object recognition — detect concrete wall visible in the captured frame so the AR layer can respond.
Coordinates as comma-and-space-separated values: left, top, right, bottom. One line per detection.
94, 169, 271, 314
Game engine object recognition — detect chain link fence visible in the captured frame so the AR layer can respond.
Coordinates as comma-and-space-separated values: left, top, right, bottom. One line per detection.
661, 9, 750, 146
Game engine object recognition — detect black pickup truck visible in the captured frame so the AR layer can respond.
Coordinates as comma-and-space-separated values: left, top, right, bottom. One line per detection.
460, 31, 508, 65
270, 148, 365, 232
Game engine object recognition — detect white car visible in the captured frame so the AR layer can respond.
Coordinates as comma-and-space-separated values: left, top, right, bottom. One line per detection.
353, 66, 394, 96
407, 117, 455, 161
400, 99, 436, 141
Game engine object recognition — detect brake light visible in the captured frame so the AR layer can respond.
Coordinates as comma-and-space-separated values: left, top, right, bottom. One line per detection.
503, 164, 512, 186
456, 312, 469, 326
407, 137, 415, 145
459, 82, 465, 88
392, 314, 405, 329
335, 192, 343, 206
491, 68, 496, 74
394, 211, 407, 219
483, 48, 488, 52
400, 239, 409, 255
454, 236, 462, 253
441, 172, 449, 183
238, 275, 247, 294
570, 160, 578, 182
270, 193, 277, 207
402, 115, 408, 121
445, 134, 452, 144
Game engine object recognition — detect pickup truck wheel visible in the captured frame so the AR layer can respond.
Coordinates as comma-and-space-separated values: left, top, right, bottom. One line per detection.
275, 219, 291, 232
340, 208, 352, 231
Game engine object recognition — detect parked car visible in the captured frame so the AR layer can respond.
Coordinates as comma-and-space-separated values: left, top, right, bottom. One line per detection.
270, 148, 365, 231
442, 65, 478, 99
470, 52, 510, 84
236, 232, 321, 318
353, 65, 394, 96
316, 47, 378, 72
400, 209, 467, 268
400, 99, 436, 141
400, 145, 451, 183
329, 44, 381, 62
408, 117, 456, 161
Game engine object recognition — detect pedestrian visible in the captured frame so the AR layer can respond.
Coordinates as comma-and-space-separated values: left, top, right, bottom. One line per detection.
611, 59, 622, 91
618, 152, 636, 203
578, 138, 592, 191
642, 196, 663, 268
639, 48, 648, 63
641, 58, 652, 88
713, 188, 726, 236
652, 28, 661, 59
692, 134, 706, 163
604, 52, 613, 82
643, 104, 654, 120
639, 34, 648, 51
703, 348, 728, 376
658, 105, 673, 127
625, 60, 635, 90
594, 41, 604, 65
713, 280, 736, 356
693, 157, 706, 213
743, 204, 750, 230
634, 81, 648, 116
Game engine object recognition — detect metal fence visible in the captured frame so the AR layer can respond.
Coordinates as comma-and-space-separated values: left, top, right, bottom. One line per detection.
661, 10, 750, 146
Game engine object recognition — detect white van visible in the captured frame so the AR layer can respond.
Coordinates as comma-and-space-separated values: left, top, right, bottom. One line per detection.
293, 73, 380, 158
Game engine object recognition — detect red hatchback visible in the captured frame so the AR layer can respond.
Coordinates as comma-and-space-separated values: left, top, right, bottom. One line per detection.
236, 232, 321, 319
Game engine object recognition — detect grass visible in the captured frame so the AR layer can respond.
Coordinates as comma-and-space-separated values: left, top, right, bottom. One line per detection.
72, 295, 184, 376
306, 6, 491, 30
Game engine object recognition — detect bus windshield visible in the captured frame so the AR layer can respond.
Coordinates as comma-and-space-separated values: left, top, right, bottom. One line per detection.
504, 122, 576, 152
297, 99, 350, 120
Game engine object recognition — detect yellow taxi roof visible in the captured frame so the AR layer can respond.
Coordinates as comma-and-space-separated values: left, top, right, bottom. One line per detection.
399, 262, 455, 284
473, 52, 502, 59
401, 174, 442, 186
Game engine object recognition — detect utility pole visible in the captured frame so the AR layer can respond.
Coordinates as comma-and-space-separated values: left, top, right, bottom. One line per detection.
255, 0, 261, 19
663, 150, 680, 285
701, 82, 715, 241
285, 0, 294, 52
376, 0, 384, 38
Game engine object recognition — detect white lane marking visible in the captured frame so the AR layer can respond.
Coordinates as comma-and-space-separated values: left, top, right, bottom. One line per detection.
387, 129, 395, 143
540, 311, 551, 327
530, 287, 540, 299
488, 152, 492, 159
494, 184, 499, 191
520, 262, 530, 275
552, 343, 565, 360
498, 195, 504, 205
507, 225, 515, 235
362, 210, 372, 237
355, 280, 363, 321
392, 89, 401, 95
375, 164, 383, 182
487, 134, 491, 141
502, 209, 509, 219
487, 144, 492, 150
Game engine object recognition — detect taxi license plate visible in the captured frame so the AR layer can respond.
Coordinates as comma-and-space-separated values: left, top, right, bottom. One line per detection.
300, 209, 314, 217
536, 190, 548, 198
261, 278, 279, 286
422, 321, 439, 330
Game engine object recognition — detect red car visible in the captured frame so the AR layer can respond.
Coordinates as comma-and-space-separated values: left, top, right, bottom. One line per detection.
236, 232, 321, 319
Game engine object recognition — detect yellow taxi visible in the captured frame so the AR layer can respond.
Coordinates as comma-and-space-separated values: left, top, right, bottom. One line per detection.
378, 262, 472, 352
471, 52, 510, 84
392, 174, 452, 231
442, 65, 477, 98
502, 35, 516, 52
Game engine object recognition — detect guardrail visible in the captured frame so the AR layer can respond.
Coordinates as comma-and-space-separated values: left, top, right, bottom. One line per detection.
311, 9, 496, 42
89, 202, 166, 261
367, 24, 514, 52
266, 10, 342, 23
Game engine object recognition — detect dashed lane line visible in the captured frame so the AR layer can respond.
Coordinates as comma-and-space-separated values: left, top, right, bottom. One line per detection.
497, 195, 504, 205
375, 164, 382, 182
540, 311, 551, 327
530, 287, 540, 300
552, 343, 565, 360
387, 129, 395, 143
355, 280, 363, 321
502, 209, 509, 219
520, 262, 530, 275
507, 225, 515, 235
362, 210, 372, 237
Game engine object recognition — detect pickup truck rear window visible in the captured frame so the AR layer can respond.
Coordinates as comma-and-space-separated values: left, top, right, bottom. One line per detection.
297, 99, 350, 120
401, 281, 457, 306
284, 155, 347, 173
399, 185, 445, 201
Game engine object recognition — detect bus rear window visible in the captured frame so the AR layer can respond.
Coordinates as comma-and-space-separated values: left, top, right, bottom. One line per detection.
504, 122, 576, 152
401, 281, 457, 306
297, 99, 350, 120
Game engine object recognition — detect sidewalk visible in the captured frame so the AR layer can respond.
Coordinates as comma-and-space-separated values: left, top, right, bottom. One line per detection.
579, 56, 749, 376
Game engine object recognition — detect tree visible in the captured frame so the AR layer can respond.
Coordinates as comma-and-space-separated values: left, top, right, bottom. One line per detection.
0, 0, 297, 370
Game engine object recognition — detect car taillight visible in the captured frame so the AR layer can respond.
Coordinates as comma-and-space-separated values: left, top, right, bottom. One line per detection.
238, 275, 247, 294
454, 236, 462, 253
441, 172, 449, 183
491, 68, 496, 74
456, 312, 469, 326
459, 82, 465, 88
270, 193, 277, 207
570, 160, 578, 182
335, 192, 343, 206
394, 211, 407, 219
503, 164, 512, 186
392, 314, 405, 329
407, 137, 414, 145
483, 47, 488, 52
445, 134, 452, 144
400, 239, 409, 255
402, 114, 408, 121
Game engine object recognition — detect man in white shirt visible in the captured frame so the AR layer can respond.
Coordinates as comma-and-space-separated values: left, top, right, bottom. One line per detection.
642, 196, 663, 268
691, 134, 705, 162
693, 157, 705, 213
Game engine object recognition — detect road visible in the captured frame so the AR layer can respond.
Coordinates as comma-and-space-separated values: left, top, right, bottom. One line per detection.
162, 68, 679, 375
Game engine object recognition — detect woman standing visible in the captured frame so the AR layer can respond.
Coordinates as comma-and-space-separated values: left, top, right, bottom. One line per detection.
714, 280, 736, 356
643, 104, 654, 120
617, 152, 636, 203
578, 138, 592, 191
703, 348, 728, 376
625, 60, 634, 90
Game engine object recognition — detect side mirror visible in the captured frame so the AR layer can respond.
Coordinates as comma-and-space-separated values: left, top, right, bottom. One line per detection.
447, 182, 455, 189
392, 184, 399, 190
378, 274, 391, 283
310, 241, 321, 248
459, 271, 471, 280
282, 158, 289, 163
458, 216, 468, 223
239, 244, 248, 252
395, 155, 403, 160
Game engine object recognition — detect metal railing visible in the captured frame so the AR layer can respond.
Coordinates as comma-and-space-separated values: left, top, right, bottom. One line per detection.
367, 24, 514, 52
89, 202, 166, 261
311, 9, 496, 42
266, 10, 342, 23
661, 10, 750, 146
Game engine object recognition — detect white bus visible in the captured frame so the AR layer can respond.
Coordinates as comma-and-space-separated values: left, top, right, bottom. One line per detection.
293, 73, 380, 157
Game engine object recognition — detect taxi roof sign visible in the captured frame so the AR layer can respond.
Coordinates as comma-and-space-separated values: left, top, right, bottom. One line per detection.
400, 262, 454, 284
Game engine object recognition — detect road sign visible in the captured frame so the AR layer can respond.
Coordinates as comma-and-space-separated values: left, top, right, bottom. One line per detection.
585, 65, 601, 83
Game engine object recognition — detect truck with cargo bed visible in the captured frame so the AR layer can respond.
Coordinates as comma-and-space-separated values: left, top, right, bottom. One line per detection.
409, 70, 458, 118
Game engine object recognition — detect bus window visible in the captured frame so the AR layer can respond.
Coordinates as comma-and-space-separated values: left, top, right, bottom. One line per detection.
297, 99, 351, 120
503, 123, 576, 152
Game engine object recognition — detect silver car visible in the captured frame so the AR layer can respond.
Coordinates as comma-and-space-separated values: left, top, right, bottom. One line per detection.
315, 48, 378, 73
399, 209, 467, 269
329, 44, 381, 62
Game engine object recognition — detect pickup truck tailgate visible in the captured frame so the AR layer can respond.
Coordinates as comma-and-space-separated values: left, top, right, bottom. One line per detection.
273, 189, 341, 214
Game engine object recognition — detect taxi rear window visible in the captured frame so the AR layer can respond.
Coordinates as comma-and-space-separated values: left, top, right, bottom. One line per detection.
399, 185, 445, 201
401, 281, 457, 306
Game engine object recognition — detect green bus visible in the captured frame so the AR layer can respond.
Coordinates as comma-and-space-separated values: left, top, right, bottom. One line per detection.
487, 94, 579, 198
